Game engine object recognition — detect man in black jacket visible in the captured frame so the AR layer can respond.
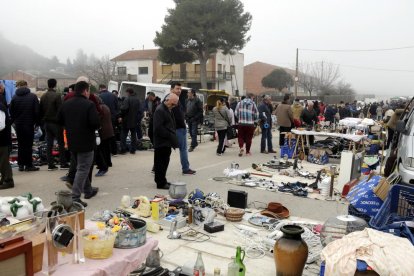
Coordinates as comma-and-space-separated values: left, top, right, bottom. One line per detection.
98, 84, 119, 155
119, 88, 141, 154
10, 80, 40, 171
58, 81, 100, 207
0, 102, 14, 189
153, 93, 179, 189
186, 89, 203, 152
39, 79, 68, 170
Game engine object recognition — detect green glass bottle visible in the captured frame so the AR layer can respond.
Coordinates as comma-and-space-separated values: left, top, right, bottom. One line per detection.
235, 246, 246, 276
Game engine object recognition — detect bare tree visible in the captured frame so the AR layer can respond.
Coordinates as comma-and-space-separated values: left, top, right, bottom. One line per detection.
312, 61, 340, 95
298, 63, 318, 97
336, 81, 356, 95
86, 55, 116, 86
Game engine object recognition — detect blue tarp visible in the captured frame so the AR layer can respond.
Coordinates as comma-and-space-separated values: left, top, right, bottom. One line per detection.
346, 175, 383, 217
0, 80, 16, 104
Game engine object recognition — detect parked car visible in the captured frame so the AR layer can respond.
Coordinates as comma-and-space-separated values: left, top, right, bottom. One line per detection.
396, 105, 414, 184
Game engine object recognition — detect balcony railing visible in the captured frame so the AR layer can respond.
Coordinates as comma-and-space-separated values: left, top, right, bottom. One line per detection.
160, 71, 233, 82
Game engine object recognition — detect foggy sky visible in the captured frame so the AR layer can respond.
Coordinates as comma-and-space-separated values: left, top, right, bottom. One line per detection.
1, 0, 413, 96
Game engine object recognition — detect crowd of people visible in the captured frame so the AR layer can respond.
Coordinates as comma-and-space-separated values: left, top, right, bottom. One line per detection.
0, 78, 407, 207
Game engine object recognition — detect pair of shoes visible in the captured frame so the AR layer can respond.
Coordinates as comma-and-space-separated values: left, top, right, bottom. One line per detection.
48, 165, 58, 171
268, 150, 277, 154
60, 164, 70, 170
0, 182, 14, 189
73, 199, 88, 207
95, 170, 108, 177
18, 166, 24, 172
182, 169, 196, 176
157, 183, 170, 190
261, 150, 268, 154
84, 187, 99, 199
238, 149, 244, 157
25, 166, 40, 172
188, 147, 194, 152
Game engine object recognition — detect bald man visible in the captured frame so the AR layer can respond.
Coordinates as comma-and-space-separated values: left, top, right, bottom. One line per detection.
152, 93, 179, 189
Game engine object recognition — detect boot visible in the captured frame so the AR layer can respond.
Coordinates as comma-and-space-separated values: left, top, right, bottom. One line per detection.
0, 181, 14, 189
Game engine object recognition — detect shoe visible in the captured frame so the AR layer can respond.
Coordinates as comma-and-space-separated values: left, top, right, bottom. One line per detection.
0, 182, 14, 189
95, 170, 108, 177
18, 166, 24, 172
268, 150, 277, 154
261, 151, 268, 154
119, 150, 127, 155
188, 147, 194, 152
73, 199, 88, 207
60, 164, 70, 170
216, 153, 222, 156
238, 149, 244, 157
84, 187, 99, 199
25, 166, 40, 172
157, 183, 170, 190
130, 151, 136, 154
65, 182, 73, 190
182, 169, 196, 176
246, 152, 252, 156
48, 165, 58, 171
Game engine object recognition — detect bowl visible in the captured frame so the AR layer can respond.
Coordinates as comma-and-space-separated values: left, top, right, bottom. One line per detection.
82, 229, 116, 259
225, 207, 245, 222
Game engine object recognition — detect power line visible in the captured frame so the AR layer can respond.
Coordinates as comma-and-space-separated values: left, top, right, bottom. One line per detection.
334, 63, 414, 73
299, 45, 414, 52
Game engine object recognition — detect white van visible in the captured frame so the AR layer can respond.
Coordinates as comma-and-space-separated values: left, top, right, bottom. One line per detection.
118, 81, 204, 106
396, 105, 414, 184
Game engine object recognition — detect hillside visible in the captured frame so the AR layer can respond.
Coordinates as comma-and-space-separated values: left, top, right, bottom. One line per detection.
0, 34, 56, 77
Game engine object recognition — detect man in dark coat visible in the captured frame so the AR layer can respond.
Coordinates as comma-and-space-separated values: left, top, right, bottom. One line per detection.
0, 101, 14, 189
10, 80, 40, 171
58, 81, 100, 207
39, 78, 69, 170
153, 93, 179, 189
300, 101, 318, 145
186, 89, 203, 152
119, 88, 141, 154
258, 95, 275, 153
98, 84, 119, 155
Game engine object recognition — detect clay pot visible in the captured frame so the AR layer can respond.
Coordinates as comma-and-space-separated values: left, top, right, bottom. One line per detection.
274, 225, 308, 276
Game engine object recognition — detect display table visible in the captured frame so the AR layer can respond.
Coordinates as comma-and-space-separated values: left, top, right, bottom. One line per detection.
291, 129, 367, 143
35, 220, 158, 276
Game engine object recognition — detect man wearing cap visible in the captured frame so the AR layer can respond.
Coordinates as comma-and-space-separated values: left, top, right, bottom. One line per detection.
258, 95, 275, 154
10, 80, 40, 172
186, 88, 203, 152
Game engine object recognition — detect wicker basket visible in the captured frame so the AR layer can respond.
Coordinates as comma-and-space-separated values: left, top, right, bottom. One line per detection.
225, 207, 245, 222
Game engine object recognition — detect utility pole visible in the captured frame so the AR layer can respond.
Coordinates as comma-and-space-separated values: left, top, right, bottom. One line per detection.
294, 48, 298, 98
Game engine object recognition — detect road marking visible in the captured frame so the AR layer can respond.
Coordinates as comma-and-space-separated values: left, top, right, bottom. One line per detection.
195, 159, 232, 171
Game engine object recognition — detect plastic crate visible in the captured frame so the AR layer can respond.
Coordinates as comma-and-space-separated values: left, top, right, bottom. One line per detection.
369, 184, 414, 229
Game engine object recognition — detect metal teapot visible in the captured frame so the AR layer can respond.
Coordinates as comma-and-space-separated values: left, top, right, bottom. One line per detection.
145, 248, 164, 268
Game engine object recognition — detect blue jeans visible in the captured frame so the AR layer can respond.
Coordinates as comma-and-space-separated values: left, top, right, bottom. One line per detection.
188, 121, 199, 149
261, 126, 273, 152
176, 128, 190, 172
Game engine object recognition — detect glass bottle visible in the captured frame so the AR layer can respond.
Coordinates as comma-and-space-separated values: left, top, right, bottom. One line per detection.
193, 252, 205, 276
227, 257, 238, 276
235, 246, 246, 276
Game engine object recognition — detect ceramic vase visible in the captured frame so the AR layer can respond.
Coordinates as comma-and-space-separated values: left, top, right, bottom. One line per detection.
274, 225, 308, 276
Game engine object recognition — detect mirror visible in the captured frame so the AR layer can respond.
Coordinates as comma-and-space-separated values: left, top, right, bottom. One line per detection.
396, 120, 406, 133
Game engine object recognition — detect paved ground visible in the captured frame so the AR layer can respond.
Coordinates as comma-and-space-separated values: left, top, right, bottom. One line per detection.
2, 131, 346, 221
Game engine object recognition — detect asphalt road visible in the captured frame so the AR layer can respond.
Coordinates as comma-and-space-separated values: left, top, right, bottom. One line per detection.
1, 132, 347, 221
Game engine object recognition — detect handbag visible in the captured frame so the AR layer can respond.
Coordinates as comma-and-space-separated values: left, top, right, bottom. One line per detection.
217, 109, 237, 139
